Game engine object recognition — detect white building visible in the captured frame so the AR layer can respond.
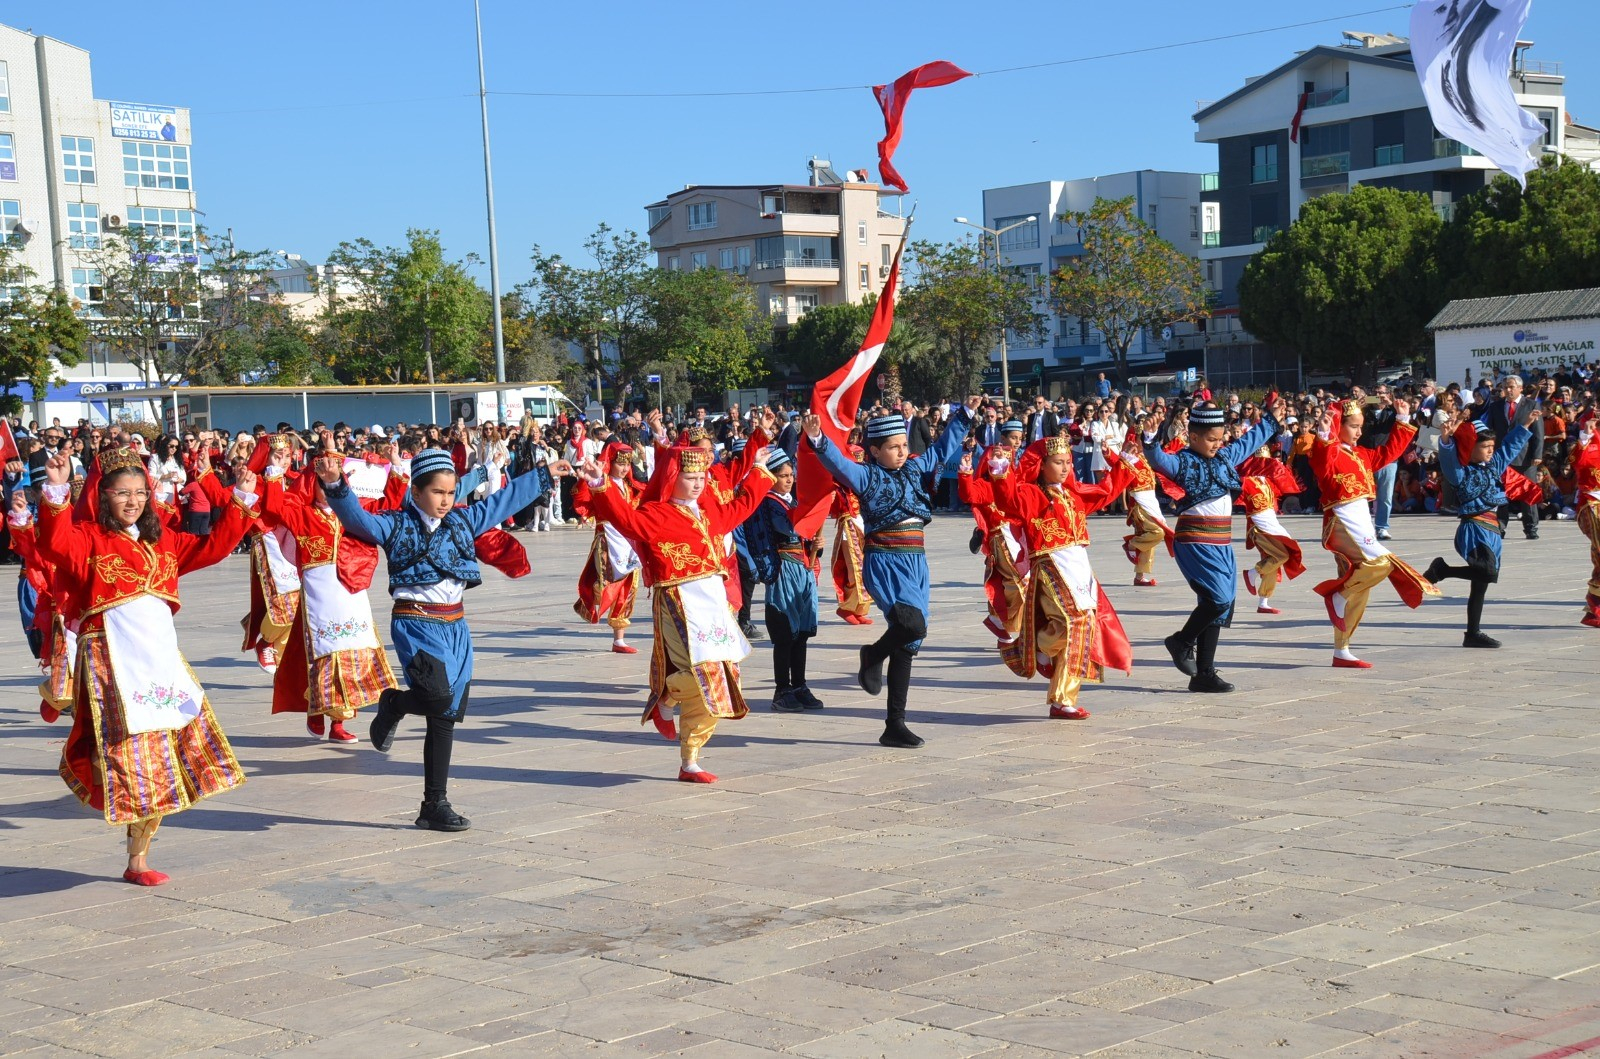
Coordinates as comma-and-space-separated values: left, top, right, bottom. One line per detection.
1, 21, 199, 425
1428, 287, 1600, 388
977, 171, 1208, 396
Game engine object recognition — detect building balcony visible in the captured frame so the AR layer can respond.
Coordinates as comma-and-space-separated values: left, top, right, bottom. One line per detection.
751, 258, 841, 285
1200, 172, 1219, 192
758, 212, 841, 236
1300, 152, 1351, 179
1433, 137, 1483, 159
1202, 231, 1221, 248
1303, 86, 1350, 108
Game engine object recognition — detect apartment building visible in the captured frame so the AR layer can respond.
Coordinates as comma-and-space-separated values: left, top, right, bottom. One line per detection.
978, 171, 1208, 394
644, 159, 908, 329
0, 21, 200, 424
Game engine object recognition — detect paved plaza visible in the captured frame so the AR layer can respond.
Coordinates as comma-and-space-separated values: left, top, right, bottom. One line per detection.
3, 511, 1599, 1058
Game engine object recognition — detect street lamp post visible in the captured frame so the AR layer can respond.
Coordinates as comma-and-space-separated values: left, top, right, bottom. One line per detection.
954, 215, 1036, 405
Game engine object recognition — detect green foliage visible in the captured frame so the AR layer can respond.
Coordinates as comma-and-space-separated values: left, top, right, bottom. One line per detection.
0, 245, 87, 408
1239, 185, 1442, 384
522, 223, 655, 399
1050, 196, 1208, 373
1439, 157, 1600, 299
899, 238, 1045, 401
220, 306, 333, 385
777, 297, 932, 389
636, 266, 766, 395
639, 359, 692, 411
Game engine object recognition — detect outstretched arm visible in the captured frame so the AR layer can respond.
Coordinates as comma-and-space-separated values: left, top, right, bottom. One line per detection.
804, 423, 871, 495
464, 461, 567, 536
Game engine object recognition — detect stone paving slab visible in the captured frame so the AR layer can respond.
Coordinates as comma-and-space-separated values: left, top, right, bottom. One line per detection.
3, 511, 1599, 1057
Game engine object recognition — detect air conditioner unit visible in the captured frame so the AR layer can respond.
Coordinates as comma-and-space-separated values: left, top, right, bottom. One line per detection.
879, 265, 890, 277
105, 214, 125, 229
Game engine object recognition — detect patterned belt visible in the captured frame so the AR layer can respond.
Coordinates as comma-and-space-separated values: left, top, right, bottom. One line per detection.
865, 526, 925, 554
1174, 514, 1233, 547
1462, 511, 1501, 531
392, 600, 465, 623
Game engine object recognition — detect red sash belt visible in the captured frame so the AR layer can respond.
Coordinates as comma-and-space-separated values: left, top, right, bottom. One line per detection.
1174, 514, 1233, 547
392, 600, 465, 623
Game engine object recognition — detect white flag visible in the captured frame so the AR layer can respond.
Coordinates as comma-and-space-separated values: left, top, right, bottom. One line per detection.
1410, 0, 1546, 186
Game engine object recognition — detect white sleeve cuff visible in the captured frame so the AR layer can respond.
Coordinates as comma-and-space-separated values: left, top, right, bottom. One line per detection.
233, 488, 259, 508
1395, 414, 1412, 426
8, 511, 31, 527
41, 483, 70, 505
263, 466, 285, 481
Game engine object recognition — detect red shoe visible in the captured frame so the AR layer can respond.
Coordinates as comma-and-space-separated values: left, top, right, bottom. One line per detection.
123, 868, 170, 887
649, 705, 677, 741
39, 702, 60, 723
1582, 614, 1600, 629
677, 768, 718, 784
1243, 569, 1259, 596
1332, 656, 1372, 669
1134, 576, 1157, 587
1257, 604, 1281, 615
611, 642, 638, 654
1049, 704, 1090, 720
327, 721, 358, 743
255, 641, 279, 674
1321, 590, 1347, 633
306, 716, 326, 738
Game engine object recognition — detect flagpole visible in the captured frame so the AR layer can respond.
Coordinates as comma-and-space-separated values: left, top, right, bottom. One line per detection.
474, 0, 508, 423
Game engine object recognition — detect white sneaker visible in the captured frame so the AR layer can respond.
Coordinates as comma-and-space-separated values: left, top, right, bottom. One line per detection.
1376, 529, 1392, 541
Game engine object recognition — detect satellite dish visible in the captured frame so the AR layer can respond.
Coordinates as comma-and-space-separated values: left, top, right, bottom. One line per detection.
1161, 325, 1174, 341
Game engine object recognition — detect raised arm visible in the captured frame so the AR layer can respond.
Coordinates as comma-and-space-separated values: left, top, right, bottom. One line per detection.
464, 462, 562, 536
1220, 413, 1281, 468
1069, 451, 1134, 514
916, 402, 976, 472
804, 426, 871, 495
708, 462, 777, 536
584, 475, 652, 543
454, 463, 488, 502
320, 465, 398, 547
1488, 422, 1532, 479
1437, 435, 1465, 488
173, 485, 259, 575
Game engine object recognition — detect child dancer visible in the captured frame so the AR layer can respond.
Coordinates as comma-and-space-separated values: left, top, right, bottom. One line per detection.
34, 446, 258, 885
579, 443, 775, 782
1121, 428, 1175, 587
1424, 403, 1540, 646
829, 442, 874, 625
571, 440, 642, 654
1237, 445, 1305, 615
958, 418, 1029, 644
1577, 426, 1600, 629
977, 437, 1134, 719
803, 397, 979, 747
1310, 399, 1437, 669
240, 433, 302, 673
316, 443, 569, 831
744, 448, 824, 712
1143, 399, 1285, 693
8, 499, 78, 722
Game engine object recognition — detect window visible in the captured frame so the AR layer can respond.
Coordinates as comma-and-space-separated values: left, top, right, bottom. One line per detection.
1302, 123, 1350, 159
1189, 205, 1200, 239
0, 61, 8, 113
858, 263, 869, 289
667, 256, 679, 271
719, 248, 734, 270
1250, 194, 1278, 244
754, 235, 839, 267
995, 215, 1040, 252
881, 243, 891, 268
686, 201, 717, 230
857, 220, 867, 245
794, 289, 819, 313
0, 199, 19, 243
1375, 144, 1405, 166
122, 141, 192, 190
736, 246, 750, 271
61, 136, 96, 184
1534, 108, 1558, 148
125, 206, 197, 256
0, 133, 14, 181
1148, 205, 1158, 228
646, 205, 670, 229
71, 268, 104, 310
1007, 262, 1043, 292
690, 251, 707, 270
1251, 143, 1279, 183
67, 202, 100, 249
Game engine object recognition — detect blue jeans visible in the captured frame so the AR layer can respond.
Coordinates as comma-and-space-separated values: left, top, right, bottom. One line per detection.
1373, 461, 1397, 532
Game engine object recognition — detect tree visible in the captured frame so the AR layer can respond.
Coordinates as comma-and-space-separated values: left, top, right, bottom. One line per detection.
1439, 157, 1600, 300
219, 305, 332, 386
322, 230, 489, 385
80, 226, 206, 385
777, 297, 932, 387
1050, 196, 1208, 378
521, 223, 656, 401
899, 238, 1046, 401
0, 245, 87, 414
639, 359, 692, 412
636, 267, 766, 396
1238, 185, 1442, 385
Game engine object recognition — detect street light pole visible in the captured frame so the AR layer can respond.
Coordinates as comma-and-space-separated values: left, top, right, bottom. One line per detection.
954, 215, 1036, 406
473, 0, 507, 422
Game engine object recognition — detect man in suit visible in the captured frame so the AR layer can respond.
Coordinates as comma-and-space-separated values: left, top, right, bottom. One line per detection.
1486, 375, 1545, 538
899, 399, 932, 457
971, 404, 1002, 450
1024, 394, 1059, 442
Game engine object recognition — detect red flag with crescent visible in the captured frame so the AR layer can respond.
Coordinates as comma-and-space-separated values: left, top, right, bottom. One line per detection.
873, 61, 972, 193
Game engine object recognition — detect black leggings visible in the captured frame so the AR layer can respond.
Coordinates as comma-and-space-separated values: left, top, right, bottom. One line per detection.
393, 649, 468, 803
1430, 562, 1494, 634
766, 609, 812, 690
865, 603, 927, 720
737, 554, 758, 624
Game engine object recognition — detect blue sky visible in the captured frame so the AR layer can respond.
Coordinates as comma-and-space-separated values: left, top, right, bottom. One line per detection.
12, 0, 1598, 283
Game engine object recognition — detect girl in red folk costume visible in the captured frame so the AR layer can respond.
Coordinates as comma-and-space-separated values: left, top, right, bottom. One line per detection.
571, 441, 643, 654
1120, 428, 1176, 588
830, 441, 875, 625
957, 418, 1029, 645
1237, 446, 1306, 615
34, 446, 259, 886
580, 443, 776, 783
259, 448, 398, 743
1310, 398, 1438, 669
240, 433, 302, 673
1570, 425, 1600, 628
975, 436, 1134, 720
7, 498, 80, 722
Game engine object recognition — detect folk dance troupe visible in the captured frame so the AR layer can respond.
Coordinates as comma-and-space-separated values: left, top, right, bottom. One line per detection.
8, 391, 1598, 886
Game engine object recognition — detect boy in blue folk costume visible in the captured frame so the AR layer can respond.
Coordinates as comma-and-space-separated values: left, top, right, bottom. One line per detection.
314, 443, 571, 831
1143, 397, 1286, 694
745, 448, 823, 713
803, 396, 981, 748
1424, 403, 1540, 648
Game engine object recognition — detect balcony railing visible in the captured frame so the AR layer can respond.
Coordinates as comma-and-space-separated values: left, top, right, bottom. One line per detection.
1435, 202, 1457, 222
1301, 152, 1351, 178
754, 258, 840, 271
1374, 144, 1405, 167
1252, 225, 1280, 244
1303, 86, 1350, 108
1202, 231, 1221, 248
1433, 137, 1483, 158
1251, 163, 1279, 183
1200, 172, 1219, 192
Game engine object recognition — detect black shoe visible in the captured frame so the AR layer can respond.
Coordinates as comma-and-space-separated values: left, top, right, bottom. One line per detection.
1424, 557, 1449, 585
1524, 529, 1539, 540
880, 717, 925, 748
1164, 634, 1198, 677
416, 799, 471, 832
792, 686, 825, 710
858, 646, 885, 696
739, 619, 760, 640
770, 689, 805, 712
968, 528, 984, 554
1464, 631, 1502, 649
1188, 670, 1235, 694
369, 689, 403, 752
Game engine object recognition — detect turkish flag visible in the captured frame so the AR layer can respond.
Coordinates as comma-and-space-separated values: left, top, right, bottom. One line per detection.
874, 61, 972, 192
0, 419, 19, 465
791, 239, 906, 539
1290, 91, 1309, 143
